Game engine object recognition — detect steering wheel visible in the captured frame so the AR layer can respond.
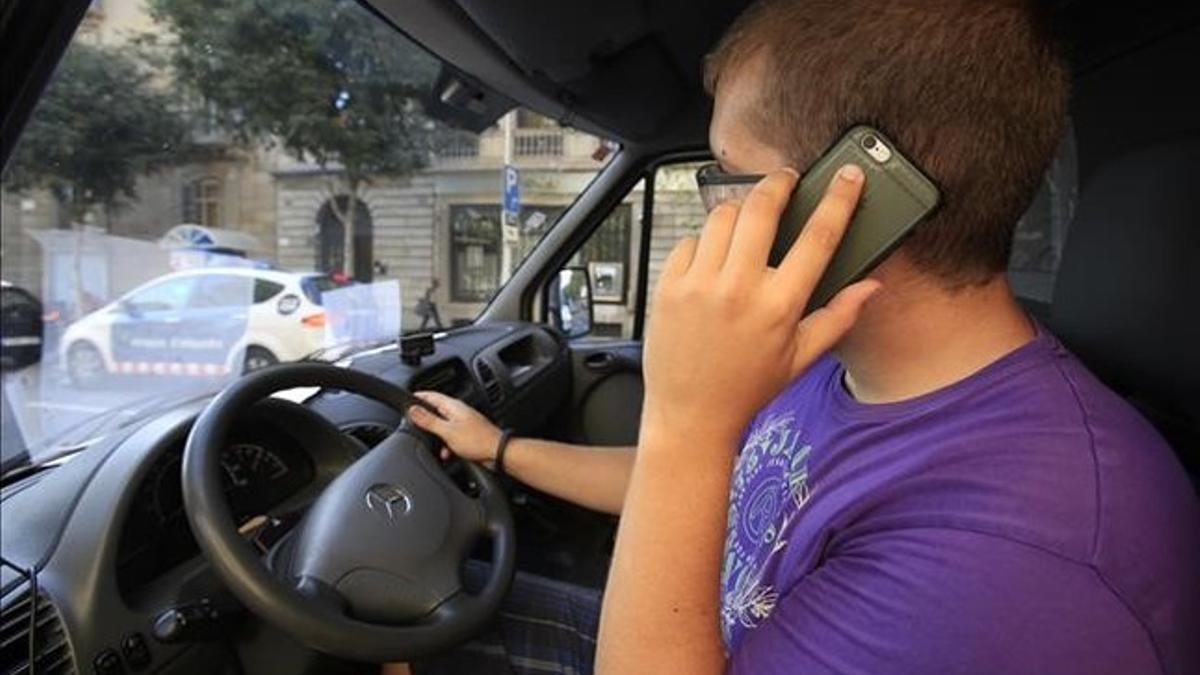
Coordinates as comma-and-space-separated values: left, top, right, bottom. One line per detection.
181, 362, 516, 662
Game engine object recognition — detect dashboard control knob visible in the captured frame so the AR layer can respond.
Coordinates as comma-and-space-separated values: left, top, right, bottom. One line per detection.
93, 648, 124, 675
151, 598, 242, 643
120, 632, 150, 670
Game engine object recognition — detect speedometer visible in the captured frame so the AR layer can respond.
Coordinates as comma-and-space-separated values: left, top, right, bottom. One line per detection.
220, 442, 290, 489
117, 433, 314, 594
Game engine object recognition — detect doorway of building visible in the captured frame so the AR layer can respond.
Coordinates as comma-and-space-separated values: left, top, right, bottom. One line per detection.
316, 195, 373, 282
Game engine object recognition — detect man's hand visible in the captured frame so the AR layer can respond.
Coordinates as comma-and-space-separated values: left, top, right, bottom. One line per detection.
407, 391, 502, 463
596, 164, 877, 675
641, 164, 879, 442
409, 392, 637, 514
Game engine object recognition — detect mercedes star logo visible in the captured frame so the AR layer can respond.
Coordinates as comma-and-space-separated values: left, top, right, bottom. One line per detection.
365, 483, 411, 521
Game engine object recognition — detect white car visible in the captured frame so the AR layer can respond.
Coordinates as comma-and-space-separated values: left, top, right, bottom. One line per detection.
59, 268, 349, 384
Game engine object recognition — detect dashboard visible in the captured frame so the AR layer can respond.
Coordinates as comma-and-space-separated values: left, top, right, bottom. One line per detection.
115, 429, 314, 596
0, 321, 574, 675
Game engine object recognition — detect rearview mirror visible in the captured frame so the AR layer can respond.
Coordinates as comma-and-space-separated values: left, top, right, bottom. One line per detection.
547, 267, 592, 339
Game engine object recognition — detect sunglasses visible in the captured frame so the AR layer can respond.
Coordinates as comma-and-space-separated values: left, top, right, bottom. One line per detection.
694, 162, 767, 212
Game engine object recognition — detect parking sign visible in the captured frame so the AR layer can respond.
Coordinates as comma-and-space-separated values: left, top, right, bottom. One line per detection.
503, 164, 520, 214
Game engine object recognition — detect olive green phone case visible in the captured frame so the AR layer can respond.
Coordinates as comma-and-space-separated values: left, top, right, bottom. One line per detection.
769, 125, 941, 313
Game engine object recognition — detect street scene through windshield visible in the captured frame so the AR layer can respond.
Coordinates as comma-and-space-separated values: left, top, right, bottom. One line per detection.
0, 0, 1073, 471
0, 0, 642, 466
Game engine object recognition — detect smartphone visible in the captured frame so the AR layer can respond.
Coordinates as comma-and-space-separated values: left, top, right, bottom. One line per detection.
768, 125, 941, 313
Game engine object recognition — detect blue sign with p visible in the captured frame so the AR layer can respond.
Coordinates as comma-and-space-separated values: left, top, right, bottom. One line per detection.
503, 165, 520, 215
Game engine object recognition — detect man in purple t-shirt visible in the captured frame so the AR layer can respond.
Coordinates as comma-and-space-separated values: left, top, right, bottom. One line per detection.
721, 336, 1198, 673
393, 1, 1200, 674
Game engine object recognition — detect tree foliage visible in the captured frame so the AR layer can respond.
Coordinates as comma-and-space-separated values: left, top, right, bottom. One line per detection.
147, 0, 456, 181
147, 0, 463, 276
2, 40, 188, 222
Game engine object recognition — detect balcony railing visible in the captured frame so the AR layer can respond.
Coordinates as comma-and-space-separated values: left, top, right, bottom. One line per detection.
437, 136, 481, 159
514, 130, 564, 157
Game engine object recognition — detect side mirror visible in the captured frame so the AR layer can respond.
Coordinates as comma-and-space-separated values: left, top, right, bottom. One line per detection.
547, 267, 593, 339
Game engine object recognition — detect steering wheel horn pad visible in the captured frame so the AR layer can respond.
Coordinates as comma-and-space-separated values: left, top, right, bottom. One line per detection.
288, 429, 482, 623
181, 362, 516, 662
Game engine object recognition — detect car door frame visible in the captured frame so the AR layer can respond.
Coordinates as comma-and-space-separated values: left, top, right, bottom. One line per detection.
501, 150, 713, 444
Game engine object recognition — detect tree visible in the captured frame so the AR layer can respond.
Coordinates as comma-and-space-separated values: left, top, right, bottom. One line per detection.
148, 0, 464, 279
2, 40, 188, 225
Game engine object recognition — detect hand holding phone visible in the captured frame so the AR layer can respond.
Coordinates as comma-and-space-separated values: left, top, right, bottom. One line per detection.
771, 126, 941, 312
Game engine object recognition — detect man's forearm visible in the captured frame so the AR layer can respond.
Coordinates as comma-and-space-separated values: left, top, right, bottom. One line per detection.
595, 424, 736, 675
503, 438, 635, 515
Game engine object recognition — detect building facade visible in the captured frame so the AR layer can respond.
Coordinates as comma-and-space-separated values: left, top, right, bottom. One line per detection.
1, 0, 709, 340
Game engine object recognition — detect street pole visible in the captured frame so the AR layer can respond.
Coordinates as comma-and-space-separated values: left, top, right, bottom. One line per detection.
500, 111, 516, 283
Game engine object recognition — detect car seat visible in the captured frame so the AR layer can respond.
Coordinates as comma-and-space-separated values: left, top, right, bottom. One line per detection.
1048, 139, 1200, 484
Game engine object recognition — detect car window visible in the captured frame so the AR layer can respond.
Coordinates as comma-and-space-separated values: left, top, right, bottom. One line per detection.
0, 0, 617, 461
641, 163, 710, 329
300, 276, 353, 306
252, 279, 285, 304
543, 162, 708, 341
550, 202, 641, 339
604, 135, 1077, 341
127, 278, 195, 313
2, 288, 39, 313
189, 275, 253, 309
1007, 123, 1078, 305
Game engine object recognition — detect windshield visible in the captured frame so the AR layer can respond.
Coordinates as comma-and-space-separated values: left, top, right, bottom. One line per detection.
0, 0, 616, 468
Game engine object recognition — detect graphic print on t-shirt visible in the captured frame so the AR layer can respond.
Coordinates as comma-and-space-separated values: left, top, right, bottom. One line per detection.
721, 411, 813, 649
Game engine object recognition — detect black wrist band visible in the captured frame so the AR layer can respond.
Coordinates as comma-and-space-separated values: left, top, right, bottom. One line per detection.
494, 429, 514, 477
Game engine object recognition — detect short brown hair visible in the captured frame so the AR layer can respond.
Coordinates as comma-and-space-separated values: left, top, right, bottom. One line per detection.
705, 0, 1069, 285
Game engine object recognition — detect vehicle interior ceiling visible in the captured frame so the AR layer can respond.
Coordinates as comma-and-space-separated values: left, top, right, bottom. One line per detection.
380, 0, 1200, 476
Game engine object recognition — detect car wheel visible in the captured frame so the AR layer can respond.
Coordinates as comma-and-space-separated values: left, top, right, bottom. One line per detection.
243, 346, 278, 373
67, 341, 106, 387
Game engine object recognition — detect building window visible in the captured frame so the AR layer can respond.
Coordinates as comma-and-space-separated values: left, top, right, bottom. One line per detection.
182, 176, 223, 227
572, 204, 632, 303
449, 203, 631, 304
450, 205, 502, 302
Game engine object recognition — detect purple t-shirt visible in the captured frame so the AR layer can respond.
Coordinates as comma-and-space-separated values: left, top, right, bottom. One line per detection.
720, 329, 1199, 674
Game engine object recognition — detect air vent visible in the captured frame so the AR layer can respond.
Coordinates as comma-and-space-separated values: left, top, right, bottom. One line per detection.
0, 580, 76, 675
475, 359, 503, 406
341, 422, 395, 449
411, 361, 467, 397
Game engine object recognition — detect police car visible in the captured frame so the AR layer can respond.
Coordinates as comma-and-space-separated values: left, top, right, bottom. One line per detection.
58, 268, 348, 384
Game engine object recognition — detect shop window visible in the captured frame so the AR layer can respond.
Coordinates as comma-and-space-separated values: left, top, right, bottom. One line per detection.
450, 205, 502, 302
